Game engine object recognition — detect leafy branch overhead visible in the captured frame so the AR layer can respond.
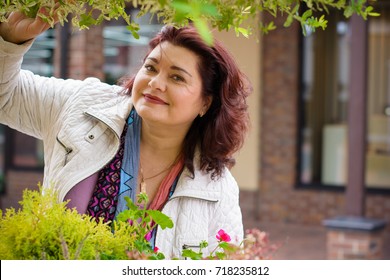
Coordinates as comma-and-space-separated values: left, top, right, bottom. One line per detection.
0, 0, 380, 42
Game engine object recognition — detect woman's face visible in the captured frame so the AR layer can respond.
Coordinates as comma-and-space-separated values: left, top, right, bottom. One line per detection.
132, 41, 211, 131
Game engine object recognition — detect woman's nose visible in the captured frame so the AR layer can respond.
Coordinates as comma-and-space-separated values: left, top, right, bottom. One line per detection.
148, 74, 167, 92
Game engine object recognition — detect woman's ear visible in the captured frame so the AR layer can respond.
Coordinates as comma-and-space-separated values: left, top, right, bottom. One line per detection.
203, 95, 213, 112
199, 96, 213, 117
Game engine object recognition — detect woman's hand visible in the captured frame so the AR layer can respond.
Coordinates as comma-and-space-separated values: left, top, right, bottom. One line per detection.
0, 6, 59, 45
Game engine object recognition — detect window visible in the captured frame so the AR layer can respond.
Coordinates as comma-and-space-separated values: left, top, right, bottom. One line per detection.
298, 4, 390, 190
366, 4, 390, 189
299, 11, 349, 187
22, 29, 55, 76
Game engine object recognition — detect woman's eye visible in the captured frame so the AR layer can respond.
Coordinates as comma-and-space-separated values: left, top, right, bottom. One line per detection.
144, 64, 156, 72
172, 75, 185, 82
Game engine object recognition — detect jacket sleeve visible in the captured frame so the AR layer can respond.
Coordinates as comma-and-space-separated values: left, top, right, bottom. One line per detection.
0, 37, 87, 140
208, 170, 244, 250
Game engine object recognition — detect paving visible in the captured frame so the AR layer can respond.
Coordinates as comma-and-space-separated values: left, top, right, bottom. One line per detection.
243, 220, 390, 260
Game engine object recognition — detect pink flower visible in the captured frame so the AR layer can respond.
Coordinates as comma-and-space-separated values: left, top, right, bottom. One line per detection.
144, 231, 152, 242
216, 229, 231, 242
154, 247, 159, 253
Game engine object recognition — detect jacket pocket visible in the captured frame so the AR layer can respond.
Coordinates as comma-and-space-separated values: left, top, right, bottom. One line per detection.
182, 244, 201, 250
84, 122, 107, 143
56, 136, 74, 166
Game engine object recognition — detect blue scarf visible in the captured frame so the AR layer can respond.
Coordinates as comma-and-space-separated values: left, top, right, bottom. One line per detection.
115, 108, 141, 217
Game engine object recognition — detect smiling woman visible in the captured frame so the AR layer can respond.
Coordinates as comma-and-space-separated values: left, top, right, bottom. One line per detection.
0, 10, 252, 258
132, 41, 207, 132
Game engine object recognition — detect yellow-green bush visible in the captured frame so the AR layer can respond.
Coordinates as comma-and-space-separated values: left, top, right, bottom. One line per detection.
0, 187, 141, 260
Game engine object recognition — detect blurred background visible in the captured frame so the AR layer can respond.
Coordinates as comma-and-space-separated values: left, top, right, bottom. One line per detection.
1, 1, 389, 259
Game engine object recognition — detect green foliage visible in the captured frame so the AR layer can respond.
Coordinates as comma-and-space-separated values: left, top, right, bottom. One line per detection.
0, 0, 380, 41
0, 186, 172, 260
115, 192, 173, 257
181, 240, 209, 260
182, 248, 203, 260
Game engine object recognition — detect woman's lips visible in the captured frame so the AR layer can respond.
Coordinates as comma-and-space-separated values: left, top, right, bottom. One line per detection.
143, 94, 168, 105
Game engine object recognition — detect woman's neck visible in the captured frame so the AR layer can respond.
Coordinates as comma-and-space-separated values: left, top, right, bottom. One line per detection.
140, 119, 186, 161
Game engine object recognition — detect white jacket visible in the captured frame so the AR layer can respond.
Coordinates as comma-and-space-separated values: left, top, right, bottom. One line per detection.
0, 37, 243, 259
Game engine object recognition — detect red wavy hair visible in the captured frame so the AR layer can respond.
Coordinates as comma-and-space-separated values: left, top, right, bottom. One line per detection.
122, 25, 252, 179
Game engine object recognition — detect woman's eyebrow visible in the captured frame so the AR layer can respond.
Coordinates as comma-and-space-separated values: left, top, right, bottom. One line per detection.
171, 65, 192, 77
145, 56, 159, 64
146, 56, 192, 77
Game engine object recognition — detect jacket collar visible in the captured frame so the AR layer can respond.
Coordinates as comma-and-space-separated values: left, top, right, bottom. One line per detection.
170, 152, 222, 202
170, 169, 221, 202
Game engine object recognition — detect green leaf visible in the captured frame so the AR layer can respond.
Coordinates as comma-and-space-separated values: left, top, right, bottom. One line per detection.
182, 249, 202, 260
193, 19, 213, 46
171, 0, 193, 22
318, 15, 328, 29
291, 3, 300, 15
301, 9, 312, 21
283, 14, 294, 27
344, 6, 354, 18
151, 252, 166, 260
124, 196, 138, 211
147, 210, 173, 229
78, 14, 97, 28
366, 6, 380, 17
115, 209, 138, 223
171, 0, 193, 14
131, 29, 140, 39
267, 22, 276, 31
23, 4, 40, 19
137, 192, 149, 205
215, 251, 226, 259
243, 6, 252, 13
235, 27, 250, 38
135, 239, 152, 253
199, 240, 208, 249
218, 241, 236, 252
200, 3, 219, 17
368, 12, 380, 17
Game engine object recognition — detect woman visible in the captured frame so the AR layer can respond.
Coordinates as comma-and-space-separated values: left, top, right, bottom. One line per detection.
0, 11, 252, 259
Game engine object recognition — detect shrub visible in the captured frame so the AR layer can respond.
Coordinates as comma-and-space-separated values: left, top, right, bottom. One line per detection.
0, 186, 277, 260
0, 186, 169, 260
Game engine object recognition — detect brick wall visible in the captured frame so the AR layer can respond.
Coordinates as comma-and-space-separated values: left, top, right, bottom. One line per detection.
69, 25, 105, 80
0, 171, 42, 210
327, 229, 385, 259
54, 24, 105, 80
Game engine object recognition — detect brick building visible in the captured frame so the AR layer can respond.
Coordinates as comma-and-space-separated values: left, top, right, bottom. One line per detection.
256, 7, 390, 259
1, 3, 389, 259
